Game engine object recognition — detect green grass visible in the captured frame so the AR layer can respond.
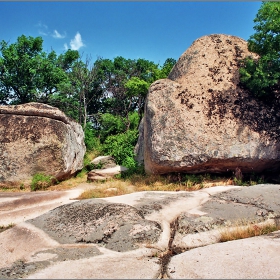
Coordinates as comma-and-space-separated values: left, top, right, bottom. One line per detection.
30, 173, 56, 191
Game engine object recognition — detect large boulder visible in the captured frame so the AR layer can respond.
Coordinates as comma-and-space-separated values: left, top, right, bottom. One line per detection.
137, 34, 280, 174
0, 102, 86, 183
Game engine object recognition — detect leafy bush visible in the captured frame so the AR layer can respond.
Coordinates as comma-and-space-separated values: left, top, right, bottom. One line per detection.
127, 112, 140, 131
31, 173, 55, 191
101, 129, 138, 168
84, 122, 101, 151
98, 113, 126, 142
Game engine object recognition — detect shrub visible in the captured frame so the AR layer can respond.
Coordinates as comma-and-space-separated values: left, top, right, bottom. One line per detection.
98, 113, 126, 142
84, 122, 101, 151
31, 173, 55, 191
101, 129, 138, 167
183, 174, 204, 188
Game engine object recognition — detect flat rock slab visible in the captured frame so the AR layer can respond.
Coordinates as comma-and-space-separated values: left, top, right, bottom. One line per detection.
1, 184, 280, 279
210, 184, 280, 212
0, 187, 86, 225
168, 231, 280, 279
0, 223, 59, 269
26, 253, 160, 279
0, 244, 102, 279
187, 184, 280, 233
173, 184, 280, 249
28, 199, 162, 252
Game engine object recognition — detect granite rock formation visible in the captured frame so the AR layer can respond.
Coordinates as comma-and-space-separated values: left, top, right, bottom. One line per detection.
0, 102, 85, 183
136, 34, 280, 174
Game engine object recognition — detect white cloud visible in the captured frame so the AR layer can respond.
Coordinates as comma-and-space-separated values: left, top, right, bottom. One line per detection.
52, 30, 66, 39
64, 43, 69, 50
69, 32, 85, 50
37, 21, 49, 36
36, 22, 48, 29
39, 30, 48, 36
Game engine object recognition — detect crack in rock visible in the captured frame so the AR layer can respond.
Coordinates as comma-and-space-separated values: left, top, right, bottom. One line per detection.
157, 217, 187, 279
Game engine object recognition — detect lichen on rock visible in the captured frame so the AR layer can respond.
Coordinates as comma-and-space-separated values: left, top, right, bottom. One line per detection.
136, 34, 280, 175
0, 102, 86, 184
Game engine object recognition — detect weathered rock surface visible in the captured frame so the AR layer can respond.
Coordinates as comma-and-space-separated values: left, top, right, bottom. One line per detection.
168, 232, 280, 279
172, 184, 280, 250
87, 165, 128, 181
28, 199, 162, 252
0, 102, 85, 183
137, 34, 280, 174
1, 184, 280, 278
90, 155, 117, 169
134, 118, 144, 165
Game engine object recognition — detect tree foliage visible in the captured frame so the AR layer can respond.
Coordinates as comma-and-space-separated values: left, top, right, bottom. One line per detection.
239, 1, 280, 97
0, 35, 79, 104
91, 56, 175, 121
0, 34, 177, 168
101, 129, 139, 168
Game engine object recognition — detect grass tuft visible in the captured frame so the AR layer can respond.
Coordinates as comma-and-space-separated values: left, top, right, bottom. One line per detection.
219, 220, 280, 242
0, 223, 15, 233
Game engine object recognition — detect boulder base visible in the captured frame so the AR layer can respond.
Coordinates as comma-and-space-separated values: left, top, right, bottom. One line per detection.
137, 34, 280, 174
0, 102, 86, 183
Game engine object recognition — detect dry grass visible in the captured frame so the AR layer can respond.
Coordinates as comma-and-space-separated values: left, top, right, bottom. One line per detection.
0, 181, 30, 192
219, 219, 280, 242
77, 173, 234, 199
50, 150, 99, 191
0, 223, 15, 233
49, 172, 88, 191
78, 179, 135, 199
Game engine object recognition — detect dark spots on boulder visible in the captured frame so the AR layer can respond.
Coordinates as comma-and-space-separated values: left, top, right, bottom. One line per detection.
226, 39, 232, 45
206, 86, 280, 140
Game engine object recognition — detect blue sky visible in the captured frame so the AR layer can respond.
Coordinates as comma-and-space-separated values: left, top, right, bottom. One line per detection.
0, 2, 261, 65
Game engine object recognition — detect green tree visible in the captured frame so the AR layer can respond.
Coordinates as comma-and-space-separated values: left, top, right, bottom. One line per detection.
124, 77, 149, 121
91, 56, 175, 123
0, 35, 79, 104
0, 35, 43, 104
54, 55, 103, 128
160, 58, 176, 78
239, 2, 280, 97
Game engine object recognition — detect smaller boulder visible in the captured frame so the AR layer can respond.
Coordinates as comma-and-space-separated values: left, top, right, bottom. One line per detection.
90, 156, 117, 169
87, 165, 128, 182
